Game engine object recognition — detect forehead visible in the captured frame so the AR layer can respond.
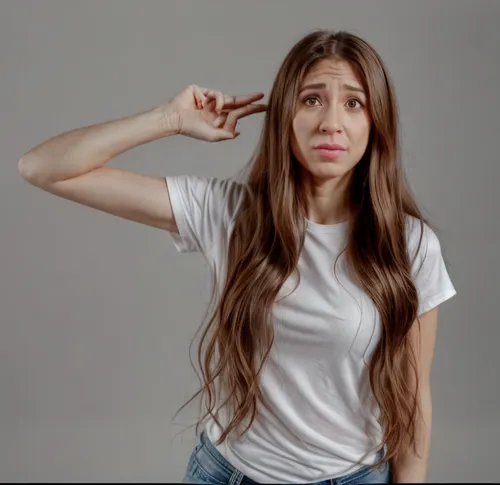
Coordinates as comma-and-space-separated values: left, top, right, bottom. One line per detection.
302, 58, 361, 85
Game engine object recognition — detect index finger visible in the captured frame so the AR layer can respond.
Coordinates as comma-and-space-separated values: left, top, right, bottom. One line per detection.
222, 92, 266, 108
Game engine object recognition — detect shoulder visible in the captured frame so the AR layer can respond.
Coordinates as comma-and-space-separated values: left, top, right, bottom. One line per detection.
167, 174, 246, 199
165, 175, 249, 255
404, 215, 441, 262
403, 215, 457, 314
167, 175, 248, 218
404, 214, 451, 285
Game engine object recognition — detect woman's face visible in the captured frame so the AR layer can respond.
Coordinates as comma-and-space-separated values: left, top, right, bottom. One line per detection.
291, 58, 371, 181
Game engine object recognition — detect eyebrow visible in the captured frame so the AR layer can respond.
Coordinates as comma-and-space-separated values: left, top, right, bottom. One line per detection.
298, 82, 366, 95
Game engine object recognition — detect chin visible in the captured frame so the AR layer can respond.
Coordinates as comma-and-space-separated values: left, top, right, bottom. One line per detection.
307, 164, 348, 180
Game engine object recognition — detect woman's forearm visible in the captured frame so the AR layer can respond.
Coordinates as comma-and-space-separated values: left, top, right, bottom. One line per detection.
390, 392, 432, 483
18, 107, 176, 187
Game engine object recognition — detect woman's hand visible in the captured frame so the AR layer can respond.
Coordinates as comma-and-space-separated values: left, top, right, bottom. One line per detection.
159, 84, 267, 142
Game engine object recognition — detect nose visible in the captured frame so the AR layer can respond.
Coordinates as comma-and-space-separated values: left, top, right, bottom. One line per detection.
319, 103, 342, 134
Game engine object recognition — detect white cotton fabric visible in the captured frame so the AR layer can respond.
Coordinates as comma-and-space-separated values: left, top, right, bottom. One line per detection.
166, 175, 457, 483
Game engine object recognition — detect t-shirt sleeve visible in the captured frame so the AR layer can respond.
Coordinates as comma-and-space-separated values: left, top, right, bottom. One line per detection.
409, 220, 457, 316
165, 175, 244, 257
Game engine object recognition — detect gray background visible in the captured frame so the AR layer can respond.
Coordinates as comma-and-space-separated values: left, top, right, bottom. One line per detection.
2, 0, 498, 482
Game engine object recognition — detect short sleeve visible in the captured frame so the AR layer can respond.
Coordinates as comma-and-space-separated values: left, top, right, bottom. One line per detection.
165, 175, 246, 257
408, 219, 457, 316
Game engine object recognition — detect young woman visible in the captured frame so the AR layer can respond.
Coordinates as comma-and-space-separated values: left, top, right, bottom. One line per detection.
19, 30, 456, 484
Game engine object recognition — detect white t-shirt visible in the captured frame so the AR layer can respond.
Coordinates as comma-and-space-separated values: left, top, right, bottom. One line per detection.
166, 175, 457, 484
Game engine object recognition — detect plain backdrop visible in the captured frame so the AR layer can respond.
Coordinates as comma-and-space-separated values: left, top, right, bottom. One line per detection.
2, 0, 498, 482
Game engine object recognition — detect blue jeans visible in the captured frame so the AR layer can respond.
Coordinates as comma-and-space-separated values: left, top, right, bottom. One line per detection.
183, 431, 391, 484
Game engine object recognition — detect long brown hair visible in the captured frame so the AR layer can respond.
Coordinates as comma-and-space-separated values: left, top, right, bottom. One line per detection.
177, 29, 428, 468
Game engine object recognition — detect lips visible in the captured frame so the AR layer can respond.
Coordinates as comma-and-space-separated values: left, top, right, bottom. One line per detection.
313, 143, 347, 160
313, 143, 346, 151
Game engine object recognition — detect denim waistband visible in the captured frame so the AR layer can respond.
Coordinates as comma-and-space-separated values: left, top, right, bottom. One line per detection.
198, 430, 388, 485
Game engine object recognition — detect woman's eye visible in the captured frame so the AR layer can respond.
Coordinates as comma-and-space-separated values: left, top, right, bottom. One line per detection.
303, 96, 363, 109
304, 96, 320, 106
347, 99, 363, 109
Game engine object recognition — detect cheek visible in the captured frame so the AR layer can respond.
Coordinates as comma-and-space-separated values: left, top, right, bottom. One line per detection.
350, 118, 371, 147
292, 114, 312, 142
291, 116, 311, 161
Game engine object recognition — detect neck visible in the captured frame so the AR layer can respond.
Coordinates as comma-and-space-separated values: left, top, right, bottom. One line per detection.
302, 172, 352, 225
